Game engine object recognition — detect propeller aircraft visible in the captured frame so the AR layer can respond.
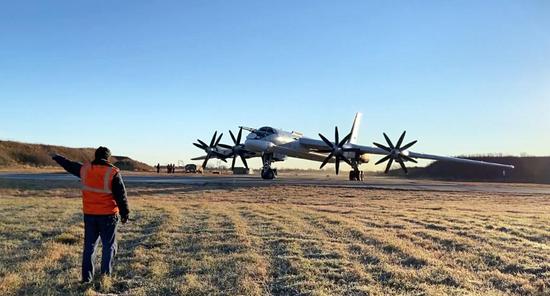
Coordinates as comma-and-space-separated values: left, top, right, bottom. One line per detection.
192, 113, 514, 180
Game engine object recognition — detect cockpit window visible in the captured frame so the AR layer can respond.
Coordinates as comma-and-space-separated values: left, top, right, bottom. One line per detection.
258, 127, 275, 134
250, 126, 276, 139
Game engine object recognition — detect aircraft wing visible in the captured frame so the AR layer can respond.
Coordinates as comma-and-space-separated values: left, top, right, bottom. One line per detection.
299, 137, 515, 169
404, 151, 514, 169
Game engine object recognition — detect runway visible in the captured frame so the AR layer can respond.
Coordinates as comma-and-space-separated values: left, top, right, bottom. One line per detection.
1, 172, 549, 194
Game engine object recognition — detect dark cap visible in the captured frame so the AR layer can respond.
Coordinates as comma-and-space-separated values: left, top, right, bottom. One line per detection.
95, 146, 111, 161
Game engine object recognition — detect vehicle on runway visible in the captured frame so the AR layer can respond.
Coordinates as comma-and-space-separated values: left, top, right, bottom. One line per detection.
192, 113, 515, 180
184, 164, 198, 173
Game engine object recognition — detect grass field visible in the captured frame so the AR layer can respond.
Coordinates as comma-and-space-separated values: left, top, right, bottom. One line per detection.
0, 179, 548, 295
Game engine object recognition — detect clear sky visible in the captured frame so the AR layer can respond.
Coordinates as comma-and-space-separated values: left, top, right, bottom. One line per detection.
1, 1, 549, 170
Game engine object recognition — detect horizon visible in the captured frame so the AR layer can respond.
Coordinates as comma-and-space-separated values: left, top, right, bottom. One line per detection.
1, 1, 549, 170
0, 137, 545, 171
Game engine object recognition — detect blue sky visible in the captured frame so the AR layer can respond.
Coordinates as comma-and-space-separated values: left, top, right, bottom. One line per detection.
1, 1, 549, 169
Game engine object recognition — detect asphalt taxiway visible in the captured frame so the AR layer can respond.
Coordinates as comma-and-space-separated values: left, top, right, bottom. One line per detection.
0, 172, 549, 195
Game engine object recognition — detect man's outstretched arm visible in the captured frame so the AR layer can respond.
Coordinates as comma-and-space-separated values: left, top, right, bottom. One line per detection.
51, 154, 83, 178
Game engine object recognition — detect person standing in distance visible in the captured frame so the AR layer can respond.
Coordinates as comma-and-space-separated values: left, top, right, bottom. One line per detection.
51, 147, 130, 283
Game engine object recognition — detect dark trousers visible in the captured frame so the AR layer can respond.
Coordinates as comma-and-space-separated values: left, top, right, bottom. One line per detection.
82, 214, 118, 283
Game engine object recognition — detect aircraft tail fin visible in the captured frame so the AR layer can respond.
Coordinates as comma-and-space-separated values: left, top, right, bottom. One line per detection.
348, 112, 362, 144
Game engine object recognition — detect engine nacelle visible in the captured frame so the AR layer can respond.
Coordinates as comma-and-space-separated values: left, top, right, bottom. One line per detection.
342, 151, 370, 164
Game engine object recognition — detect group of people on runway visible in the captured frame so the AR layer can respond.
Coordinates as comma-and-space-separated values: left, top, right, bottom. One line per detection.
155, 163, 177, 174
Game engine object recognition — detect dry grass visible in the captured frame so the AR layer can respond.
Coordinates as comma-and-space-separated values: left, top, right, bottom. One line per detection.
0, 180, 548, 295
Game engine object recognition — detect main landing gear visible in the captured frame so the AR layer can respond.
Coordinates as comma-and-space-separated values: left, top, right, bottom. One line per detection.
261, 153, 277, 180
349, 169, 364, 181
349, 160, 364, 181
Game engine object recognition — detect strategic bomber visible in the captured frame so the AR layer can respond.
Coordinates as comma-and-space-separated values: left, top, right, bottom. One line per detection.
193, 112, 515, 180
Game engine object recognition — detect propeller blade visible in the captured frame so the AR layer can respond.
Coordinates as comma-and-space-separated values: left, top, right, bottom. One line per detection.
400, 140, 418, 151
193, 143, 206, 150
218, 144, 233, 149
215, 133, 223, 146
229, 130, 237, 145
383, 133, 395, 149
202, 155, 210, 169
240, 155, 249, 169
237, 127, 243, 144
335, 156, 340, 175
338, 132, 352, 147
397, 159, 408, 174
334, 127, 339, 145
401, 155, 418, 163
384, 158, 394, 174
191, 155, 207, 160
212, 151, 227, 159
319, 133, 334, 149
197, 139, 208, 148
375, 154, 392, 165
373, 142, 391, 152
209, 131, 218, 147
320, 152, 334, 169
395, 131, 406, 149
231, 155, 237, 170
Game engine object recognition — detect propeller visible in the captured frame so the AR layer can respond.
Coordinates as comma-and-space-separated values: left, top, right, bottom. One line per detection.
192, 131, 226, 169
373, 131, 418, 174
217, 127, 250, 170
318, 126, 359, 175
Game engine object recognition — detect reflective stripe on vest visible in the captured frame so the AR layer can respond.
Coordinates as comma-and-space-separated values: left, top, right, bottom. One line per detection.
81, 164, 113, 193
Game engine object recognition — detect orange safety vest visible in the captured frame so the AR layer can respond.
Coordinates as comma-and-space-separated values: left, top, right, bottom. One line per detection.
80, 162, 120, 215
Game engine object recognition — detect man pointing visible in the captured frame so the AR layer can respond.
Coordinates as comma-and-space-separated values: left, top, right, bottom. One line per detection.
52, 146, 130, 283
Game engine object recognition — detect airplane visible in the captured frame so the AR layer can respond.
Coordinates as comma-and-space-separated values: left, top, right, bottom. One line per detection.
192, 113, 515, 180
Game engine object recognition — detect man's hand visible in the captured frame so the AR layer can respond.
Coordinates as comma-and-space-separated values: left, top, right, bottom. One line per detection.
121, 214, 129, 224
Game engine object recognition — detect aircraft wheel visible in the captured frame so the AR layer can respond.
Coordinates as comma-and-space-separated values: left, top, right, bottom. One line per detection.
261, 168, 275, 180
349, 170, 364, 181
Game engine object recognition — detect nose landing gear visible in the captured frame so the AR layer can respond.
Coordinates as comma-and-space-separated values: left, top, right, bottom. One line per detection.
261, 168, 276, 180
